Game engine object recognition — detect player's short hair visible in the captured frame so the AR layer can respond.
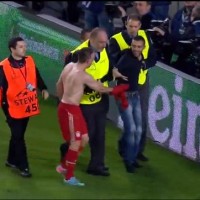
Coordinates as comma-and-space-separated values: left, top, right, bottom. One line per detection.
78, 47, 94, 63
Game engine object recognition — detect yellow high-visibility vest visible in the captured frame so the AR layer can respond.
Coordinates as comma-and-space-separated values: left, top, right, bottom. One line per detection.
111, 30, 149, 85
71, 40, 109, 104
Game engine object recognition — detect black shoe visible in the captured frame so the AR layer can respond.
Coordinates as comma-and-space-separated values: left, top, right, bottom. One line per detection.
5, 161, 17, 169
118, 151, 125, 158
20, 168, 32, 178
103, 166, 109, 171
133, 161, 143, 168
137, 154, 149, 162
86, 169, 110, 176
124, 162, 135, 173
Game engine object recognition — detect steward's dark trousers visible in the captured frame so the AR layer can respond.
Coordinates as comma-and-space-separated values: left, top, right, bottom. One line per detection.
80, 94, 109, 171
3, 106, 30, 170
138, 75, 149, 155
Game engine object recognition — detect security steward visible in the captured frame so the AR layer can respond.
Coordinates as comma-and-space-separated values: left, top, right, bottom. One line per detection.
109, 14, 157, 162
60, 27, 113, 176
0, 37, 49, 177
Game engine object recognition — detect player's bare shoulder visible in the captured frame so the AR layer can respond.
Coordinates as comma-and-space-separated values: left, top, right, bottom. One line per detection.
62, 62, 74, 75
63, 62, 74, 71
82, 71, 94, 84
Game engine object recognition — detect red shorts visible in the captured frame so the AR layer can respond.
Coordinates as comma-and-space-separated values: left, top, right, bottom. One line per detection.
57, 102, 88, 141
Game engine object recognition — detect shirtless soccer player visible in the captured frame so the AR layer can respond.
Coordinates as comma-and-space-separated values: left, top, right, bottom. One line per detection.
56, 47, 129, 186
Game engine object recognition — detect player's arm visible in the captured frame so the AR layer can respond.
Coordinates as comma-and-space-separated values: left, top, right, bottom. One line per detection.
56, 71, 64, 100
84, 74, 113, 94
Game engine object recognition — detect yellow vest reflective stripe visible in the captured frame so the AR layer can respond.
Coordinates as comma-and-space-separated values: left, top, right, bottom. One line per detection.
112, 32, 130, 51
71, 40, 109, 104
138, 30, 149, 59
111, 31, 149, 85
138, 68, 148, 85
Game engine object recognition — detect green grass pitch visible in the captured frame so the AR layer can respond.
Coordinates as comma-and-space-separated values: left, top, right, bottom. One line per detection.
0, 98, 200, 199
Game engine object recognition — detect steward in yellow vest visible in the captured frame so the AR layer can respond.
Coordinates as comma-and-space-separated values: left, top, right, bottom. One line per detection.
71, 40, 110, 104
65, 34, 113, 105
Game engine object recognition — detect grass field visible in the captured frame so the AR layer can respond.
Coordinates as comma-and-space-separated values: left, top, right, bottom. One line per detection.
0, 98, 200, 199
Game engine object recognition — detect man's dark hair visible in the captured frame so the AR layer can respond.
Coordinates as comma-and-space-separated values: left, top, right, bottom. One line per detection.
80, 28, 92, 41
78, 47, 94, 63
8, 37, 24, 52
132, 36, 145, 45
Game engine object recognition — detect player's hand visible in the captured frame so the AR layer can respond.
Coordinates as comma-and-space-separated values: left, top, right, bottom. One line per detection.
110, 84, 129, 96
42, 89, 49, 100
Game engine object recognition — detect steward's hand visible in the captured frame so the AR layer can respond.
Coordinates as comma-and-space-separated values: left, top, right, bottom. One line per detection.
42, 89, 49, 100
